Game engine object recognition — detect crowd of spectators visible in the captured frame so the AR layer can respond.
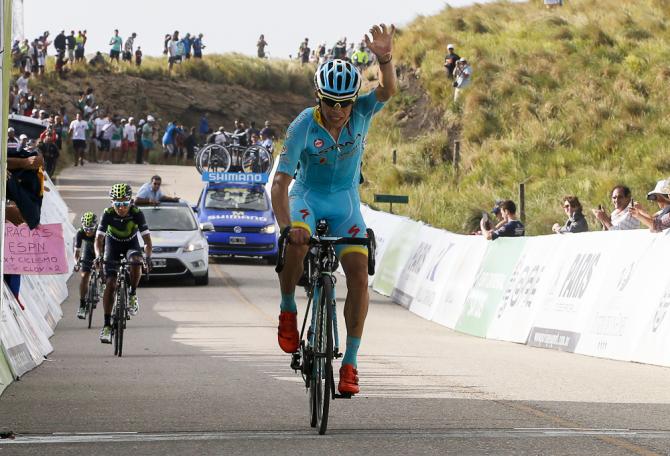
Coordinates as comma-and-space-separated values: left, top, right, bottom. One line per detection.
256, 35, 374, 70
164, 31, 205, 72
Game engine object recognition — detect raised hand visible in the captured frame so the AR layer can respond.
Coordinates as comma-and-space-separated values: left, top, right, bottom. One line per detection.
364, 23, 395, 59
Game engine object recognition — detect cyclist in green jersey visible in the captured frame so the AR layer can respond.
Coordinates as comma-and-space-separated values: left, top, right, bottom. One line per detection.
74, 211, 98, 319
95, 183, 153, 344
273, 24, 397, 395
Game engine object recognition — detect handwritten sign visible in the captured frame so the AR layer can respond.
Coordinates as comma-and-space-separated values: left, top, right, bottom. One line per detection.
3, 223, 67, 275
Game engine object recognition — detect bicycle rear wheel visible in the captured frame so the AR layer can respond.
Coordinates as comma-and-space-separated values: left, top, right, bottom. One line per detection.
310, 277, 334, 435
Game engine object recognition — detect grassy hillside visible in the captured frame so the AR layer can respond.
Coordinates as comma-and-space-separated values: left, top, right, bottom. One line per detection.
360, 0, 670, 234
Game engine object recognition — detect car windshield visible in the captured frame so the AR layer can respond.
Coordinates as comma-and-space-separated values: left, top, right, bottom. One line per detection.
142, 206, 198, 231
205, 187, 268, 211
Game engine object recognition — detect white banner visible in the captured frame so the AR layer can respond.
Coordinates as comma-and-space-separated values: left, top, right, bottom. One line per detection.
372, 218, 422, 298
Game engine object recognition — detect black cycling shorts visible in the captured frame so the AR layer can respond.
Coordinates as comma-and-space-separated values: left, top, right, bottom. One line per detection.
103, 236, 143, 277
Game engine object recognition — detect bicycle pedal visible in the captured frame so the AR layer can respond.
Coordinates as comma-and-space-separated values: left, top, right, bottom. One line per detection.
290, 353, 301, 371
334, 352, 343, 359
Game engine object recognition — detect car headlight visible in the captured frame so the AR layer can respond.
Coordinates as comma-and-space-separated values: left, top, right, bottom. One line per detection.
183, 241, 206, 252
260, 224, 276, 234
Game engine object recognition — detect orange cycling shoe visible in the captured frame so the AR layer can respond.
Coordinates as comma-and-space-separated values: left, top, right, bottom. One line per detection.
338, 363, 360, 395
278, 311, 299, 353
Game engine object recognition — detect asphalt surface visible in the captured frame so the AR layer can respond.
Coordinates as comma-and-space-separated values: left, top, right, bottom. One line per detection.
1, 164, 670, 455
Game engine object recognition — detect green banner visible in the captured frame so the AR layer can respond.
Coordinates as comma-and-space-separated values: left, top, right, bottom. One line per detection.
372, 219, 422, 296
455, 237, 527, 337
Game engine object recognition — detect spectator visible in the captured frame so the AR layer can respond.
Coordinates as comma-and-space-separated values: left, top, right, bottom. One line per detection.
69, 112, 88, 166
36, 33, 50, 75
7, 135, 44, 228
346, 42, 355, 60
185, 127, 197, 162
135, 175, 180, 205
444, 44, 460, 79
182, 33, 193, 59
123, 117, 137, 163
135, 119, 145, 164
53, 115, 65, 151
481, 200, 525, 240
7, 128, 19, 154
135, 46, 143, 66
111, 117, 124, 163
260, 120, 276, 141
38, 134, 60, 176
199, 114, 209, 143
234, 120, 249, 146
99, 114, 114, 163
55, 53, 69, 75
592, 185, 640, 231
54, 30, 66, 58
89, 51, 106, 67
453, 58, 472, 101
193, 33, 205, 58
167, 31, 180, 72
123, 32, 137, 62
16, 71, 30, 95
75, 30, 86, 62
553, 196, 589, 233
141, 115, 155, 163
300, 39, 311, 65
109, 29, 123, 63
630, 179, 670, 232
85, 87, 95, 107
352, 43, 369, 69
245, 120, 260, 144
162, 120, 179, 163
66, 31, 76, 64
257, 34, 268, 58
333, 38, 347, 60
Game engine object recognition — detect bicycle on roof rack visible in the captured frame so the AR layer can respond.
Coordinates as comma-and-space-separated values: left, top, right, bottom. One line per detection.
275, 219, 376, 435
195, 131, 274, 175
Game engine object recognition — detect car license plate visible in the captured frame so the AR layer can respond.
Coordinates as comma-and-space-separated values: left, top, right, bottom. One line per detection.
151, 258, 167, 268
229, 236, 246, 245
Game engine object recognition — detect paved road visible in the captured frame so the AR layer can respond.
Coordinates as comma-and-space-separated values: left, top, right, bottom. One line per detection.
1, 164, 670, 455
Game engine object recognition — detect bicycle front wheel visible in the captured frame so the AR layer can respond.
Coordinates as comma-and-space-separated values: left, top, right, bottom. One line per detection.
114, 283, 126, 357
86, 272, 96, 329
310, 277, 334, 435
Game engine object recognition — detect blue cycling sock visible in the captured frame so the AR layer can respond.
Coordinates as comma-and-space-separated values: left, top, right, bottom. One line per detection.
280, 293, 297, 313
342, 336, 361, 368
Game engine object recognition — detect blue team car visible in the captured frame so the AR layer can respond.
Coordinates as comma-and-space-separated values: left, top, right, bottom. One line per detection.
194, 181, 279, 263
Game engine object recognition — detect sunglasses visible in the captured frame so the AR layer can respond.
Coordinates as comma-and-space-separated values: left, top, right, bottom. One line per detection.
113, 200, 131, 208
318, 94, 356, 109
83, 226, 96, 231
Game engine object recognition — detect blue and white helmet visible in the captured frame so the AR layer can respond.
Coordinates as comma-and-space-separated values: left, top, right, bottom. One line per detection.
314, 59, 361, 101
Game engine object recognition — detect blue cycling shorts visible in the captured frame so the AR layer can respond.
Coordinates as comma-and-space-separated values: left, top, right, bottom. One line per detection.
289, 183, 368, 258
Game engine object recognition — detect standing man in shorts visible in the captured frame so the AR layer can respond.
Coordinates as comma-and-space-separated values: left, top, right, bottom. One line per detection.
69, 112, 88, 166
124, 117, 137, 163
109, 29, 122, 63
141, 115, 155, 163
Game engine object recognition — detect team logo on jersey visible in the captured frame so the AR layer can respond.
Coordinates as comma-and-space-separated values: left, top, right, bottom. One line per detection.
319, 157, 327, 164
348, 225, 360, 237
314, 139, 324, 148
300, 209, 310, 220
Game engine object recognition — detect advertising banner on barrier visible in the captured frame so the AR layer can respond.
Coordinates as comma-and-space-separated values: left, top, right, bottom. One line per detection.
0, 288, 38, 378
407, 229, 461, 320
360, 205, 404, 285
5, 286, 53, 359
432, 236, 489, 329
392, 225, 448, 309
20, 275, 58, 329
0, 347, 13, 395
630, 232, 670, 366
486, 235, 561, 343
372, 218, 422, 298
455, 238, 527, 337
526, 232, 612, 352
574, 230, 662, 361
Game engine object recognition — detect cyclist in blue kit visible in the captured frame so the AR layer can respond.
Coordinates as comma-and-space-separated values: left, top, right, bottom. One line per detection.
272, 23, 397, 395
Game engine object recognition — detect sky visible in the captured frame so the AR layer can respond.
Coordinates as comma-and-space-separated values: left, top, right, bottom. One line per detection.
21, 0, 503, 59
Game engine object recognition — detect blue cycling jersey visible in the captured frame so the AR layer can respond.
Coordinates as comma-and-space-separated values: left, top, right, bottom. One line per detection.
277, 91, 385, 193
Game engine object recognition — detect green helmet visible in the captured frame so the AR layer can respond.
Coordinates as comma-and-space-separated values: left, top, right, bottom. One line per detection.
81, 211, 97, 228
109, 183, 132, 200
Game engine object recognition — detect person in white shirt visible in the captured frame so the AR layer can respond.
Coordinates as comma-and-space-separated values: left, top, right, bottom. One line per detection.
592, 185, 641, 231
123, 117, 137, 163
453, 58, 472, 101
69, 112, 89, 166
16, 71, 30, 95
135, 175, 180, 205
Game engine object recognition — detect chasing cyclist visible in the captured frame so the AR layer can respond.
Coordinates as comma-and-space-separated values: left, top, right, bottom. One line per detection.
74, 211, 98, 319
272, 24, 397, 395
94, 183, 153, 344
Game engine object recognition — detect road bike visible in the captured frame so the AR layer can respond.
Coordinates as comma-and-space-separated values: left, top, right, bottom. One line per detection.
111, 256, 148, 357
84, 262, 104, 329
276, 220, 376, 435
195, 132, 273, 175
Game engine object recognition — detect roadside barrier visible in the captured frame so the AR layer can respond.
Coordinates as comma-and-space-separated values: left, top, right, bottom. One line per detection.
0, 175, 75, 395
362, 205, 670, 368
